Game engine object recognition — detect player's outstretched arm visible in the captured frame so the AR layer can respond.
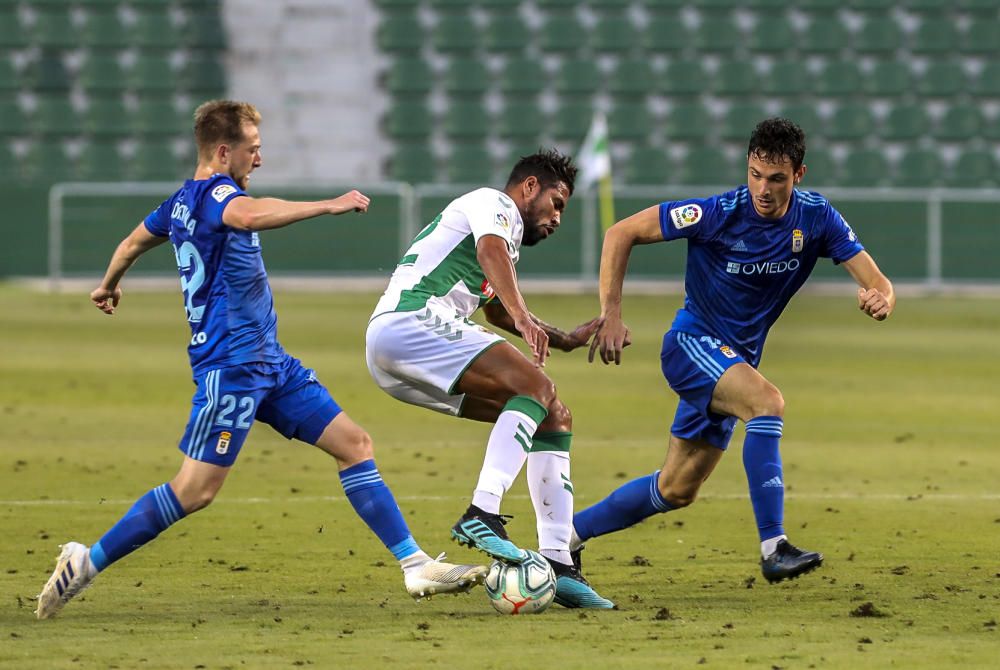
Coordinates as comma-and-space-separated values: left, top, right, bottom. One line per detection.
222, 190, 370, 231
91, 222, 168, 315
588, 205, 664, 365
842, 251, 895, 321
477, 234, 548, 366
483, 301, 601, 353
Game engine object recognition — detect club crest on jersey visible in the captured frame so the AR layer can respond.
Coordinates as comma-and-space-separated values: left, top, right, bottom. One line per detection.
719, 345, 737, 359
216, 431, 232, 455
670, 204, 702, 229
792, 229, 803, 253
211, 184, 237, 203
495, 211, 510, 230
480, 279, 496, 300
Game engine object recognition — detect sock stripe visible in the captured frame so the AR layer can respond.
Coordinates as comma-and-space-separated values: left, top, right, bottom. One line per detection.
388, 536, 420, 561
746, 417, 784, 437
341, 473, 384, 493
647, 470, 671, 512
152, 486, 173, 525
676, 333, 725, 380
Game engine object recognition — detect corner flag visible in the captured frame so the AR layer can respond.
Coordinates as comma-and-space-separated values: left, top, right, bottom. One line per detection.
576, 111, 616, 232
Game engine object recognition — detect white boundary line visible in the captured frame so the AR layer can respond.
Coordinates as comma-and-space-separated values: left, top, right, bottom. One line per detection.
2, 492, 998, 507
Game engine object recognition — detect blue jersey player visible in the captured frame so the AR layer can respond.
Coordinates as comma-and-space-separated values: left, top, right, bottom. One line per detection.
574, 118, 895, 583
36, 100, 485, 619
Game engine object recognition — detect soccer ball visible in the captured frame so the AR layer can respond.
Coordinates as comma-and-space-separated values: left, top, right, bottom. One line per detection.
484, 550, 556, 615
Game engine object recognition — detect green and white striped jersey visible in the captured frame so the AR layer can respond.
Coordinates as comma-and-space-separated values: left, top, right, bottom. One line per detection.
372, 188, 523, 319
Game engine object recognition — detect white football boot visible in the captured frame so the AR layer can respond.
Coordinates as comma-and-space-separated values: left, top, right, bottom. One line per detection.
36, 542, 97, 619
404, 553, 487, 601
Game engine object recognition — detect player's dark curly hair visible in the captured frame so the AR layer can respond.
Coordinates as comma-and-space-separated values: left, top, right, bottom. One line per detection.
748, 117, 806, 169
505, 148, 578, 196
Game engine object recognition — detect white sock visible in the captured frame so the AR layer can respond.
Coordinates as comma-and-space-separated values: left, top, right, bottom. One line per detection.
528, 450, 573, 566
761, 534, 787, 558
399, 550, 432, 575
471, 408, 538, 514
569, 526, 583, 552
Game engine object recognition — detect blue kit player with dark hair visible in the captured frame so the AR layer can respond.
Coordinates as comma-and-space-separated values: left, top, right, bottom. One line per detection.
575, 117, 895, 583
36, 100, 485, 619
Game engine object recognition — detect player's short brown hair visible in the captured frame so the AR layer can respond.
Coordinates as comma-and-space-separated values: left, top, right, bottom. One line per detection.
193, 100, 261, 159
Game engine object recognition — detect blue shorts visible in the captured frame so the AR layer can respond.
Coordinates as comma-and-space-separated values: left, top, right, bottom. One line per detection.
178, 354, 342, 466
660, 330, 745, 451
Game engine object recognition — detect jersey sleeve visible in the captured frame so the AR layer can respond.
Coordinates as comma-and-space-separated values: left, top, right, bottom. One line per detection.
143, 199, 172, 237
463, 190, 518, 252
819, 204, 865, 264
200, 175, 247, 228
658, 196, 721, 243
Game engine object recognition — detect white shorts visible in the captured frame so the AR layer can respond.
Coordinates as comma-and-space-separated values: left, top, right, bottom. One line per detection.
366, 308, 506, 416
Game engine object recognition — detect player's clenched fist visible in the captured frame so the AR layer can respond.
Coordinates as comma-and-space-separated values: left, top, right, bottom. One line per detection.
90, 286, 122, 315
857, 287, 892, 321
329, 190, 370, 215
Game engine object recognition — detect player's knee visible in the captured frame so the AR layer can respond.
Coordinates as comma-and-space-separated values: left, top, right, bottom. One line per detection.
341, 427, 374, 464
749, 384, 784, 419
526, 377, 557, 410
660, 477, 700, 509
176, 484, 220, 514
542, 398, 572, 432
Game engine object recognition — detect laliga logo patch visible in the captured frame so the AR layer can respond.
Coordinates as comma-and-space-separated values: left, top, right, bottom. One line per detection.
495, 211, 510, 230
480, 279, 496, 300
792, 229, 804, 253
211, 184, 237, 203
670, 204, 702, 229
216, 431, 232, 455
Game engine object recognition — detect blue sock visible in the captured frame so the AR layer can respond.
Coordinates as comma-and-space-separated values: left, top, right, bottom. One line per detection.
89, 483, 186, 572
339, 460, 419, 560
743, 416, 785, 541
573, 471, 672, 542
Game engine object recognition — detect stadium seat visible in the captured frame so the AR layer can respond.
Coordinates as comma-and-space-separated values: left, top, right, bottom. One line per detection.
31, 96, 83, 136
659, 59, 708, 95
76, 141, 126, 181
608, 104, 652, 141
720, 103, 767, 142
958, 0, 1000, 10
881, 105, 931, 142
446, 143, 496, 184
853, 17, 903, 53
388, 142, 438, 183
31, 11, 79, 49
384, 58, 434, 97
590, 17, 634, 53
180, 54, 227, 97
384, 101, 433, 139
183, 10, 228, 49
128, 10, 180, 50
971, 63, 1000, 98
862, 61, 912, 98
693, 15, 743, 52
22, 139, 75, 182
801, 147, 838, 187
827, 103, 874, 141
444, 59, 490, 97
747, 16, 796, 53
712, 61, 759, 97
747, 0, 789, 7
443, 101, 492, 139
934, 106, 983, 142
538, 16, 586, 53
427, 0, 469, 11
0, 57, 18, 91
499, 56, 547, 95
945, 149, 996, 188
799, 15, 848, 53
483, 15, 530, 52
25, 52, 71, 91
848, 0, 895, 12
0, 9, 28, 48
131, 98, 188, 136
895, 149, 943, 187
813, 62, 863, 97
432, 16, 479, 53
963, 21, 1000, 55
83, 98, 131, 137
79, 54, 127, 93
664, 102, 712, 141
81, 11, 129, 49
549, 103, 595, 141
678, 147, 737, 186
916, 62, 967, 98
497, 101, 546, 140
624, 147, 671, 186
128, 55, 178, 94
129, 140, 187, 181
0, 100, 27, 136
609, 58, 657, 98
910, 18, 960, 54
640, 15, 687, 54
377, 15, 424, 53
761, 61, 811, 96
373, 0, 421, 13
901, 0, 952, 11
841, 149, 890, 187
775, 103, 820, 137
555, 58, 601, 97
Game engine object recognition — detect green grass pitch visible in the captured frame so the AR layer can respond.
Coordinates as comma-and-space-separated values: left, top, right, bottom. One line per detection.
1, 284, 998, 669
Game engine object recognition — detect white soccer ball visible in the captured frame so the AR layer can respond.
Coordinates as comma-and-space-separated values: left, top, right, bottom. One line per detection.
484, 550, 556, 615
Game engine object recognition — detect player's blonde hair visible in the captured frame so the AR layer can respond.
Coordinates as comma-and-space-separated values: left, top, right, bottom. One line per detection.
193, 100, 261, 159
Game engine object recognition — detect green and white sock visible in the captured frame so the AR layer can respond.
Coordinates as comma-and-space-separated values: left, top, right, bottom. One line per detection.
471, 395, 548, 514
528, 431, 574, 566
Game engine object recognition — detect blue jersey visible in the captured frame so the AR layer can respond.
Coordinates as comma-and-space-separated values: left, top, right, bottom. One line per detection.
658, 185, 864, 366
144, 174, 285, 376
